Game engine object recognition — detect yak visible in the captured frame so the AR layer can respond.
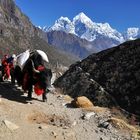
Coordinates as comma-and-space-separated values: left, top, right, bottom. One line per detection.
14, 51, 52, 102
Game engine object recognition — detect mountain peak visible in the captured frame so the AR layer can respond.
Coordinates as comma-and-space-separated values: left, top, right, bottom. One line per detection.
57, 16, 71, 23
73, 12, 93, 25
49, 16, 75, 34
123, 27, 140, 40
127, 27, 139, 33
77, 12, 87, 18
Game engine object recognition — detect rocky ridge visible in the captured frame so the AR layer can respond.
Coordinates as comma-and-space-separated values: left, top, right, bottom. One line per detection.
54, 39, 140, 115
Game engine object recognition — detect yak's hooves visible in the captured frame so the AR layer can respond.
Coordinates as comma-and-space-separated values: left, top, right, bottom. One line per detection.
43, 99, 47, 102
26, 97, 32, 100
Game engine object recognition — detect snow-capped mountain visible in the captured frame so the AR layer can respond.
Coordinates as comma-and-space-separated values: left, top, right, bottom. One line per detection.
123, 28, 140, 40
46, 12, 125, 44
72, 12, 124, 43
43, 12, 140, 43
48, 16, 75, 34
40, 12, 140, 58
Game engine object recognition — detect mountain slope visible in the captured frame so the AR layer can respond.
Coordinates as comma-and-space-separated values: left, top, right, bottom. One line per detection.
0, 0, 76, 66
42, 12, 140, 59
47, 30, 99, 59
54, 39, 140, 115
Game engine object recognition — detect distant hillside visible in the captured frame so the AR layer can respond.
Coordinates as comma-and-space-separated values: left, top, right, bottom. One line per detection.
30, 35, 79, 66
47, 31, 99, 59
54, 39, 140, 115
0, 0, 77, 66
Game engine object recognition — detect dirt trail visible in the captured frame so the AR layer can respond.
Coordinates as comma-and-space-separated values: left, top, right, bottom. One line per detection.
0, 81, 135, 140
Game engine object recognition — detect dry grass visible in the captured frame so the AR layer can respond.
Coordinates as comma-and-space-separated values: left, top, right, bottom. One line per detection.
27, 111, 71, 127
108, 117, 140, 139
27, 111, 48, 124
131, 130, 140, 139
82, 106, 108, 113
110, 107, 128, 122
109, 117, 138, 132
110, 107, 140, 126
64, 95, 73, 102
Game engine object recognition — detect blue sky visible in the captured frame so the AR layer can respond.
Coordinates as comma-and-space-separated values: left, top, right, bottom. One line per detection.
15, 0, 140, 32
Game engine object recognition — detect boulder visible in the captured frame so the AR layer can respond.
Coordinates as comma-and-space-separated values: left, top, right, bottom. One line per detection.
72, 96, 94, 108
